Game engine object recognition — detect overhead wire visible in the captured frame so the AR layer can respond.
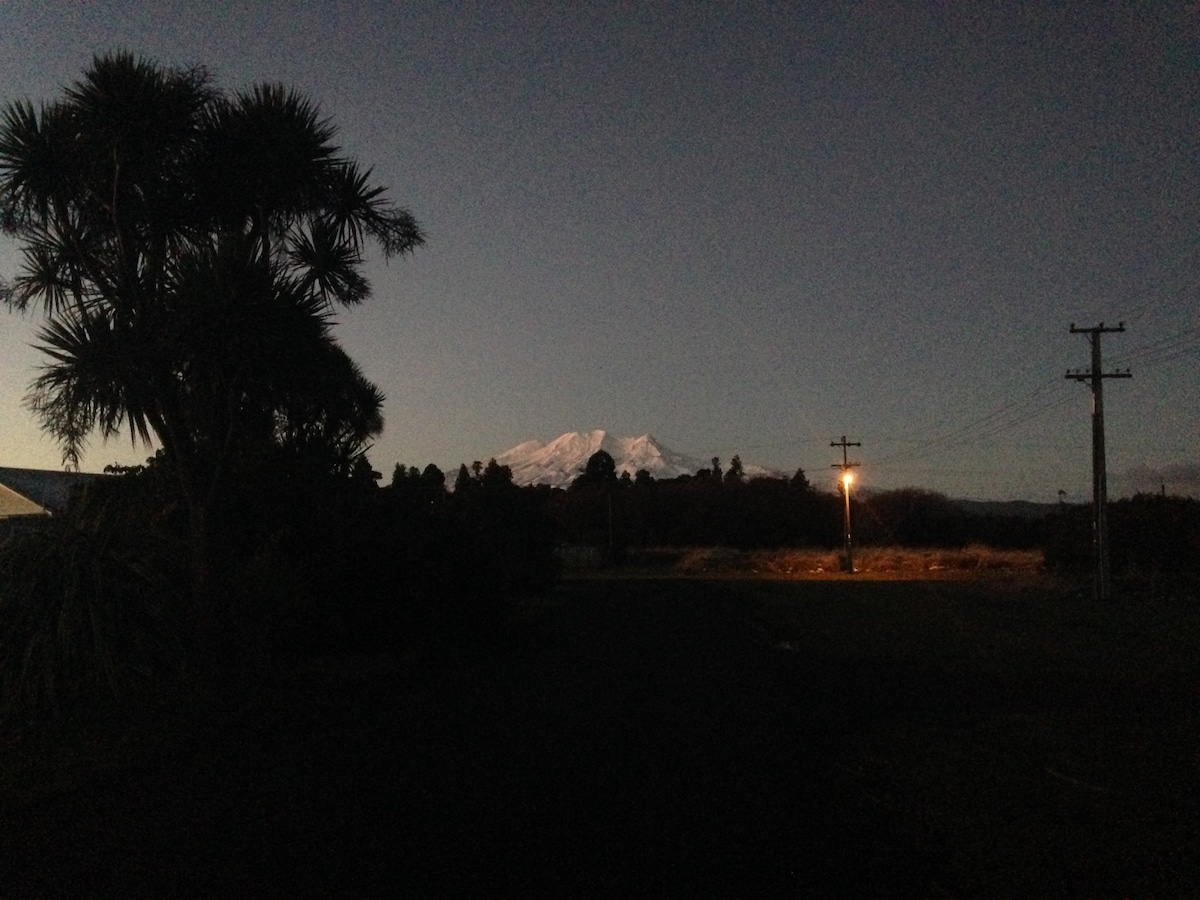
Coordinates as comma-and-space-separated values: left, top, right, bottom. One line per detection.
721, 320, 1196, 478
874, 320, 1199, 469
1115, 241, 1199, 326
1110, 324, 1200, 369
868, 371, 1072, 469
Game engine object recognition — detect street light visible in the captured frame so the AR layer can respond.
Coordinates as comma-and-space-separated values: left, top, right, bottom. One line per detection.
830, 435, 861, 574
841, 470, 854, 572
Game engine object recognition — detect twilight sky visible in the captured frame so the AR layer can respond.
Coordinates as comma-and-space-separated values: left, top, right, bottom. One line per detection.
0, 2, 1196, 500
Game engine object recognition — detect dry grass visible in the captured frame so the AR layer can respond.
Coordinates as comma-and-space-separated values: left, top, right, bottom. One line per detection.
665, 544, 1043, 577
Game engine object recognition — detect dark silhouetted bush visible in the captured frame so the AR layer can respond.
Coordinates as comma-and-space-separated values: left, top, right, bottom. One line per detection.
1044, 495, 1200, 593
0, 481, 186, 723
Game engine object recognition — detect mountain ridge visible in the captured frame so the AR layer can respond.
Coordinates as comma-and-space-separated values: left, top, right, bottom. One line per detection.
494, 430, 707, 487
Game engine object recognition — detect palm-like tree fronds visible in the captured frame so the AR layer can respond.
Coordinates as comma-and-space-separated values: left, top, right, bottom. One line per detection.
28, 304, 159, 467
200, 83, 336, 239
288, 217, 370, 306
9, 232, 78, 313
323, 160, 424, 258
0, 99, 70, 232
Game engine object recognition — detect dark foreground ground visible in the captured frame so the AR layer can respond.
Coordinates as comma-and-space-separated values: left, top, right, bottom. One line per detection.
2, 576, 1198, 896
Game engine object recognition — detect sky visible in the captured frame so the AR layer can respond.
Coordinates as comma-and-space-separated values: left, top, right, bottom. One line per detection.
0, 2, 1196, 501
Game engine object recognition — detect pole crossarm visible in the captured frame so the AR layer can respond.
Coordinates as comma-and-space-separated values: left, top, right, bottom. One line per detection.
1066, 371, 1133, 381
1065, 321, 1133, 381
830, 435, 861, 472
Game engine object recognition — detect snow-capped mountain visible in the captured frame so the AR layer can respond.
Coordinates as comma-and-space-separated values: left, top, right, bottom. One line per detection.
495, 430, 707, 487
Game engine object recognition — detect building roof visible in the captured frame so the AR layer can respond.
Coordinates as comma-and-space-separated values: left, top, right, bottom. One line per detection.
0, 467, 102, 517
0, 482, 45, 517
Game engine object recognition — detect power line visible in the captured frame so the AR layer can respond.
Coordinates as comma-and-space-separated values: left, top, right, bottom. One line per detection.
1110, 325, 1200, 368
871, 324, 1196, 469
870, 380, 1072, 467
740, 325, 1193, 480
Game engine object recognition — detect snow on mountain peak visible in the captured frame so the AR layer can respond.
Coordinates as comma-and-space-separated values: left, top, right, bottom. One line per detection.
494, 431, 706, 487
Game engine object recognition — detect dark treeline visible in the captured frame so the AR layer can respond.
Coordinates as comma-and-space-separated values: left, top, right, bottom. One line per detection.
1045, 493, 1200, 583
544, 451, 1200, 588
550, 453, 1049, 553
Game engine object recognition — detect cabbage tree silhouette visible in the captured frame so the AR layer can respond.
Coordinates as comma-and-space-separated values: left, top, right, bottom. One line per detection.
0, 52, 422, 647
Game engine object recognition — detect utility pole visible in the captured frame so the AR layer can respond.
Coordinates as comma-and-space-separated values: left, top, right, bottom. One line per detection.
831, 436, 861, 573
1066, 322, 1131, 601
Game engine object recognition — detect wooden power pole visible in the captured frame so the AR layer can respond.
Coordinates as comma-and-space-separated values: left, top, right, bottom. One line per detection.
1066, 322, 1131, 601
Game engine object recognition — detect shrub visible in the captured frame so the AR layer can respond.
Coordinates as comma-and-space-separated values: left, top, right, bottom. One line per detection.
0, 518, 185, 723
1045, 496, 1200, 593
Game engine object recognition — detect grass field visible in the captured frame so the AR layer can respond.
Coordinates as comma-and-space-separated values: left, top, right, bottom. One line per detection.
749, 576, 1200, 895
2, 572, 1197, 895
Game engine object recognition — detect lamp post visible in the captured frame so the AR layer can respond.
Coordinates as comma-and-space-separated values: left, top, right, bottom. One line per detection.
841, 470, 854, 572
830, 435, 861, 573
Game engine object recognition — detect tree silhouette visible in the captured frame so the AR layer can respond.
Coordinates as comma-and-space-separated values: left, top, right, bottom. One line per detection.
0, 53, 423, 645
481, 458, 514, 487
725, 454, 744, 484
349, 455, 381, 487
573, 449, 618, 487
454, 464, 473, 493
